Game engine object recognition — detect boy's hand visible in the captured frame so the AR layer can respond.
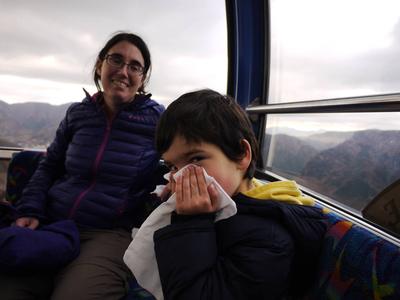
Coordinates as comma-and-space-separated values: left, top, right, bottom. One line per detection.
159, 181, 172, 202
175, 165, 219, 215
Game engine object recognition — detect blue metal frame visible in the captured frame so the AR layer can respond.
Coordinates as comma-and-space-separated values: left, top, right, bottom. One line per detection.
227, 1, 400, 247
226, 0, 267, 109
226, 0, 268, 167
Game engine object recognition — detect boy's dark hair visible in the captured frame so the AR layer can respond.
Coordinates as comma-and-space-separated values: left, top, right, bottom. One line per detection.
156, 89, 259, 179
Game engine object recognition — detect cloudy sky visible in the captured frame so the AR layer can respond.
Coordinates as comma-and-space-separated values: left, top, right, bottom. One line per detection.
266, 0, 400, 132
0, 0, 227, 106
1, 0, 400, 132
269, 0, 400, 103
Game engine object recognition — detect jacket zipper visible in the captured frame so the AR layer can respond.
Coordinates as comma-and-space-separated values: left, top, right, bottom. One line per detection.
68, 117, 113, 218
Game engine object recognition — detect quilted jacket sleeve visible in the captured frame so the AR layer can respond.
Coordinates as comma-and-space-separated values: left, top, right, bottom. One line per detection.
16, 104, 75, 220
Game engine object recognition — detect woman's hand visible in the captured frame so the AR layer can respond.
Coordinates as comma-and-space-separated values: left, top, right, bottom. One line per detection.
175, 165, 219, 215
15, 217, 39, 229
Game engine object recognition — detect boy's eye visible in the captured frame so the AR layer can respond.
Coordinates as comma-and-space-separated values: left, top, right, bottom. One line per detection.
189, 156, 204, 164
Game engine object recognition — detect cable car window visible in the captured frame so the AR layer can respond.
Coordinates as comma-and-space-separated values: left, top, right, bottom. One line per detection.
265, 0, 400, 215
264, 113, 400, 212
0, 0, 227, 149
269, 0, 400, 103
0, 0, 227, 204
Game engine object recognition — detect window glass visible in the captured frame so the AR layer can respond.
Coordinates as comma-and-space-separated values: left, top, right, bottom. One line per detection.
269, 0, 400, 103
267, 0, 400, 222
263, 113, 400, 212
0, 0, 227, 149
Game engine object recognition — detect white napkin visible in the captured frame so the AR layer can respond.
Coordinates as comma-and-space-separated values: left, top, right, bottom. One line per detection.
123, 164, 237, 300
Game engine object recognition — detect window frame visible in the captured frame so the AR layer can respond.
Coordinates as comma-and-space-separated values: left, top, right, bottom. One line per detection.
226, 0, 400, 243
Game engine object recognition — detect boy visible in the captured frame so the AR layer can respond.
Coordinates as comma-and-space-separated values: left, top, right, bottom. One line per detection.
139, 89, 326, 299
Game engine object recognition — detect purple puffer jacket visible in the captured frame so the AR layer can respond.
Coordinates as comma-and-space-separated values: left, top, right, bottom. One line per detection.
16, 91, 164, 229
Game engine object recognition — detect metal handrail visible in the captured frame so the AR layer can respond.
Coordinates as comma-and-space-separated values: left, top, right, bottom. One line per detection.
0, 147, 23, 159
0, 146, 24, 151
246, 93, 400, 114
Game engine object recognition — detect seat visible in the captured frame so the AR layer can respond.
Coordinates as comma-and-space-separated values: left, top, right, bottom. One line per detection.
306, 210, 400, 299
7, 151, 400, 299
4, 150, 156, 299
5, 150, 45, 205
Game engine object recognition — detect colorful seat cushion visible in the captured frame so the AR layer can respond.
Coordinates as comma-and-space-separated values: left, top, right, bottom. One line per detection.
307, 211, 400, 299
5, 151, 45, 205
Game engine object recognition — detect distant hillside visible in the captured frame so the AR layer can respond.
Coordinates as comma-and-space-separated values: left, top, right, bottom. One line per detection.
267, 126, 324, 138
263, 133, 318, 175
266, 128, 355, 151
0, 137, 18, 147
0, 100, 72, 148
303, 131, 355, 151
264, 129, 400, 210
302, 130, 400, 209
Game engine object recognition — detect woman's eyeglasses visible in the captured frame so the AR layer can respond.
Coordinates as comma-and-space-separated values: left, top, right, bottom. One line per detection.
105, 54, 144, 75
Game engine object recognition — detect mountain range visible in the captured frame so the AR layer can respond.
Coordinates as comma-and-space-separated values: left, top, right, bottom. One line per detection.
265, 130, 400, 210
0, 100, 71, 148
1, 101, 399, 211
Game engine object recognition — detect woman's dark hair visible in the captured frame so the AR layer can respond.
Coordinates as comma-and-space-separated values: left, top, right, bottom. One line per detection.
156, 89, 259, 179
93, 31, 151, 95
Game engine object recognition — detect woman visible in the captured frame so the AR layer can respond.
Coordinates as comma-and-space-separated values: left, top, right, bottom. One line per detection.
1, 32, 164, 300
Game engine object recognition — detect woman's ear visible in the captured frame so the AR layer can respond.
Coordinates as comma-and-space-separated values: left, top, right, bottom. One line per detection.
138, 83, 144, 94
238, 139, 252, 171
138, 75, 146, 93
95, 59, 102, 77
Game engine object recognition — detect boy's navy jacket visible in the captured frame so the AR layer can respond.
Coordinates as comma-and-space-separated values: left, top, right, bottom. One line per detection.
154, 193, 327, 300
15, 92, 164, 229
0, 202, 80, 274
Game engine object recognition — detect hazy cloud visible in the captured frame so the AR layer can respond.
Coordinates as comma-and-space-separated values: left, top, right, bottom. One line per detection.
269, 0, 400, 102
0, 0, 227, 105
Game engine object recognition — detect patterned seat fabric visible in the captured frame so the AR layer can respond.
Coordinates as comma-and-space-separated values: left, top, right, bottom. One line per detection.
5, 151, 45, 205
307, 211, 400, 299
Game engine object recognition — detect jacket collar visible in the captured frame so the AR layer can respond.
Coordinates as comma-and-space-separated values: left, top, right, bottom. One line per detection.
82, 89, 155, 111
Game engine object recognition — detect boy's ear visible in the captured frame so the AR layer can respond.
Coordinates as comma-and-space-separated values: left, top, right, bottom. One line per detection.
238, 139, 252, 171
